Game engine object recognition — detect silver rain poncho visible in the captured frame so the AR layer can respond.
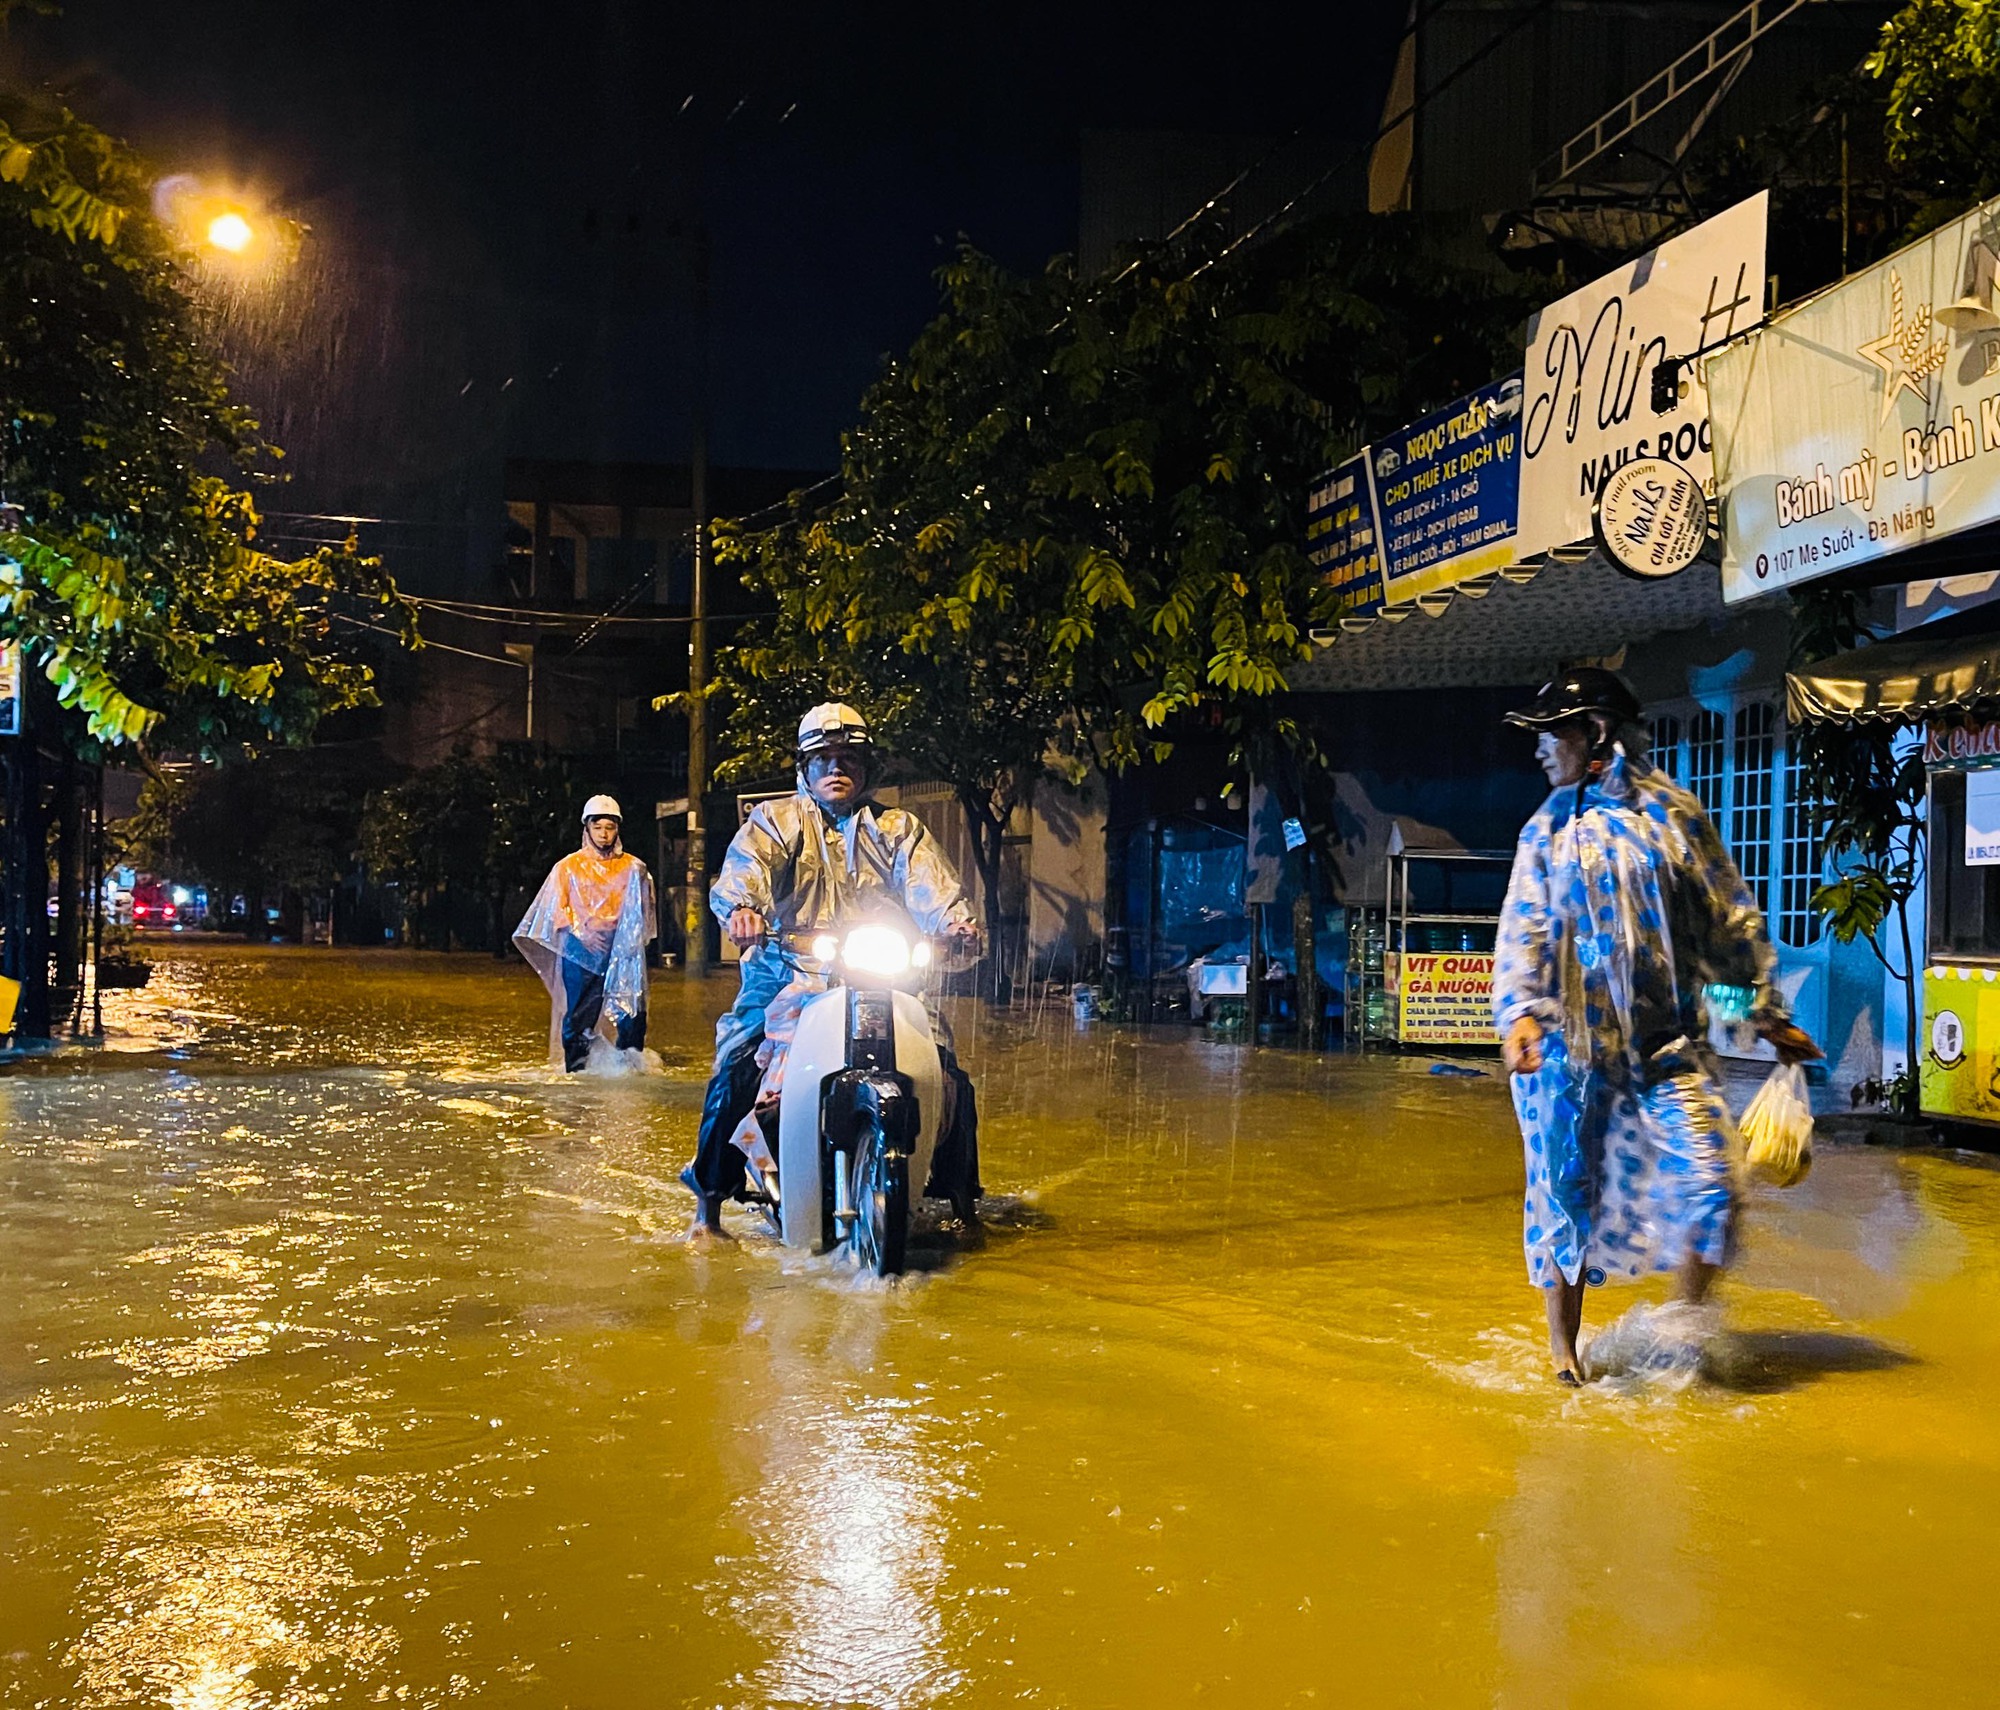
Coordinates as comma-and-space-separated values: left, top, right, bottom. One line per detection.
512, 831, 657, 1068
708, 784, 976, 1171
1493, 750, 1787, 1290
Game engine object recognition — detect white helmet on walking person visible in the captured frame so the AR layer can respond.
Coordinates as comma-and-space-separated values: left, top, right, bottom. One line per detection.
580, 794, 623, 824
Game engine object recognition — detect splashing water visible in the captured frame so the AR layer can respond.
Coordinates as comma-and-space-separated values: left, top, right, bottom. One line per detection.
1, 941, 1997, 1707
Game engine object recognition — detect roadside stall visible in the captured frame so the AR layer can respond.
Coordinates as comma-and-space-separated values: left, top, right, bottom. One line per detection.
1345, 823, 1510, 1051
1710, 183, 2000, 1114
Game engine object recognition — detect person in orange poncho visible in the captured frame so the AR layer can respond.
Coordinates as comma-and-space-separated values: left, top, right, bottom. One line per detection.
513, 795, 657, 1071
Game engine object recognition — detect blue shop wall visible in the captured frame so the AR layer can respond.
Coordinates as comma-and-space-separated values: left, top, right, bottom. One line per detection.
1295, 687, 1550, 906
1103, 691, 1545, 1031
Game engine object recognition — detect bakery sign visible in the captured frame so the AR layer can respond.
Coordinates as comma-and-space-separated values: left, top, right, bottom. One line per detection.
1711, 190, 2000, 603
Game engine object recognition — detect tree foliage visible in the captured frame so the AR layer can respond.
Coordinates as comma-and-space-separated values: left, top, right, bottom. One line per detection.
1790, 585, 1926, 1113
707, 223, 1527, 919
129, 747, 380, 909
0, 88, 413, 756
360, 746, 581, 950
1868, 0, 2000, 230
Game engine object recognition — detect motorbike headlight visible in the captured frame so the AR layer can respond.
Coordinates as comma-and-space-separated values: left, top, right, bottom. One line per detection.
911, 940, 933, 969
810, 933, 839, 963
842, 924, 911, 976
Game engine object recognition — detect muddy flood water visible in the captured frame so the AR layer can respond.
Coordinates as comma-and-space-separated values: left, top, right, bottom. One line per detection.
5, 942, 2000, 1708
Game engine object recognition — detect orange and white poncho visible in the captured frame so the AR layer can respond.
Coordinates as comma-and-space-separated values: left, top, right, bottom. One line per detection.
513, 833, 656, 1064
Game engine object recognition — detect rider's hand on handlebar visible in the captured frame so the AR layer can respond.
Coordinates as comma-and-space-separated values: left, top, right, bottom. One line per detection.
943, 917, 981, 948
726, 909, 768, 950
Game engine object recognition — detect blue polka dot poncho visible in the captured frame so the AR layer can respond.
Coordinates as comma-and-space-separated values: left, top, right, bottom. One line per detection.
1493, 749, 1787, 1288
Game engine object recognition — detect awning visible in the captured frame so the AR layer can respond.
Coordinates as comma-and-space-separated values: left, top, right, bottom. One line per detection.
1293, 549, 1737, 692
1787, 605, 2000, 724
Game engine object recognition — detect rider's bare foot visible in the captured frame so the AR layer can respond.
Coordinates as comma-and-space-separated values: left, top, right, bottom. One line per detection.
686, 1213, 735, 1244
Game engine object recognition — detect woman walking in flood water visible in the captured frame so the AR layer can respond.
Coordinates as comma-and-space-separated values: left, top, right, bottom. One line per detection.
1493, 669, 1821, 1385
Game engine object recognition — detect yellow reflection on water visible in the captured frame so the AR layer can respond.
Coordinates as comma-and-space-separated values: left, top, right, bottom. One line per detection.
9, 944, 2000, 1707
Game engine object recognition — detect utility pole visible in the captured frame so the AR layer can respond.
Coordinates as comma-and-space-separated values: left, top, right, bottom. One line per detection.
683, 226, 712, 977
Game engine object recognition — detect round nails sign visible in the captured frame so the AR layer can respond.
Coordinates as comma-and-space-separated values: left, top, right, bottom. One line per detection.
1592, 457, 1711, 580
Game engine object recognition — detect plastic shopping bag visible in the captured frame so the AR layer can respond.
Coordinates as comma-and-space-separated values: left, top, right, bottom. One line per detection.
1741, 1061, 1813, 1187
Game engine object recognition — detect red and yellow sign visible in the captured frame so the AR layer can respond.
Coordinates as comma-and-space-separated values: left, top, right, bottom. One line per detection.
1925, 715, 2000, 768
1395, 952, 1497, 1046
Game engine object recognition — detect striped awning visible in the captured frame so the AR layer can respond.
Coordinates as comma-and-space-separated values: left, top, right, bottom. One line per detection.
1292, 548, 1739, 692
1787, 610, 2000, 725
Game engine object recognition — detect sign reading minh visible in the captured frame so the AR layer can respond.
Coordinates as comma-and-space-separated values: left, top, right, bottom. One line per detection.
1712, 193, 2000, 603
1518, 192, 1768, 559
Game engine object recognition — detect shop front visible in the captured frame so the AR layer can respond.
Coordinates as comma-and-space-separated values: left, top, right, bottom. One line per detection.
1712, 185, 2000, 1108
1789, 620, 2000, 1125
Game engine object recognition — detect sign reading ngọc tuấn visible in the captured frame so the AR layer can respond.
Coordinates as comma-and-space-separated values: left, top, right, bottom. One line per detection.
1395, 952, 1497, 1046
1372, 372, 1524, 603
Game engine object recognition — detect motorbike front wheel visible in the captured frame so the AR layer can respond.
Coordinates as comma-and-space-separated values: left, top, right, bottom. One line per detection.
849, 1123, 908, 1277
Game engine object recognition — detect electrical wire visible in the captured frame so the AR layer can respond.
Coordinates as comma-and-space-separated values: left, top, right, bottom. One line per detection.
1093, 0, 1464, 292
1189, 0, 1561, 280
329, 610, 524, 668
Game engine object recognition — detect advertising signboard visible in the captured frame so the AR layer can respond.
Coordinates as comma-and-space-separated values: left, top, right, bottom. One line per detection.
1304, 454, 1386, 617
1969, 770, 2000, 866
1372, 373, 1523, 604
1518, 192, 1768, 558
1592, 456, 1710, 579
1926, 714, 2000, 767
1395, 951, 1496, 1046
1923, 964, 2000, 1124
1711, 191, 2000, 603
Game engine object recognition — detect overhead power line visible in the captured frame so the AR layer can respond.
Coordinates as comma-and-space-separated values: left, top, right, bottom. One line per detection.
1189, 0, 1562, 280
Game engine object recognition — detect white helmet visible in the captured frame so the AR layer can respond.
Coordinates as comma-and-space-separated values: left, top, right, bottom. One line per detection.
581, 794, 623, 823
795, 702, 874, 758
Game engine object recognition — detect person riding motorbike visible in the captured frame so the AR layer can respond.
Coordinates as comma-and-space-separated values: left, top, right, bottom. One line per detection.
682, 702, 983, 1235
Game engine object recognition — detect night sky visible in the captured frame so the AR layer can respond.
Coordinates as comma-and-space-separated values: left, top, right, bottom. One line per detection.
7, 2, 1405, 497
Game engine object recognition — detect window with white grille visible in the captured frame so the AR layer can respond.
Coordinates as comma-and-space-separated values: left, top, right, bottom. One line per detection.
1648, 714, 1681, 783
1732, 702, 1776, 919
1778, 743, 1826, 949
1647, 695, 1823, 950
1687, 709, 1727, 823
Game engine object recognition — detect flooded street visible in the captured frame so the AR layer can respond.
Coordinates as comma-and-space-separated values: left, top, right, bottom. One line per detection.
4, 943, 2000, 1708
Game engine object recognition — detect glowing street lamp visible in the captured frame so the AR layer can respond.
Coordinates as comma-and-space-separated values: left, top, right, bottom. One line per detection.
205, 210, 254, 254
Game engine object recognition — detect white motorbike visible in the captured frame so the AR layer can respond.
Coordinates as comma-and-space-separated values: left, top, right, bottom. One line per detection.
752, 919, 975, 1276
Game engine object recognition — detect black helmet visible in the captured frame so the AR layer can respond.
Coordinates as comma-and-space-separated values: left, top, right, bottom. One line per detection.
1503, 667, 1641, 730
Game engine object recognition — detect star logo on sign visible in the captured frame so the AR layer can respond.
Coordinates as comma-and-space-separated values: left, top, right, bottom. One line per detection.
1856, 268, 1947, 423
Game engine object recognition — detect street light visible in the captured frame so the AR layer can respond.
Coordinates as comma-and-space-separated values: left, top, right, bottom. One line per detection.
152, 175, 294, 271
205, 211, 254, 254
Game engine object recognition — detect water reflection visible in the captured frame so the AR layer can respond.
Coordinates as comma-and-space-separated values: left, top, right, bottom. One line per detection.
66, 1452, 400, 1709
4, 943, 2000, 1707
722, 1283, 964, 1708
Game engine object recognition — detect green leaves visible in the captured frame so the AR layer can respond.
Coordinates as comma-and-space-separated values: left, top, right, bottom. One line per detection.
0, 93, 413, 758
1812, 870, 1900, 945
703, 219, 1524, 828
1867, 0, 2000, 225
